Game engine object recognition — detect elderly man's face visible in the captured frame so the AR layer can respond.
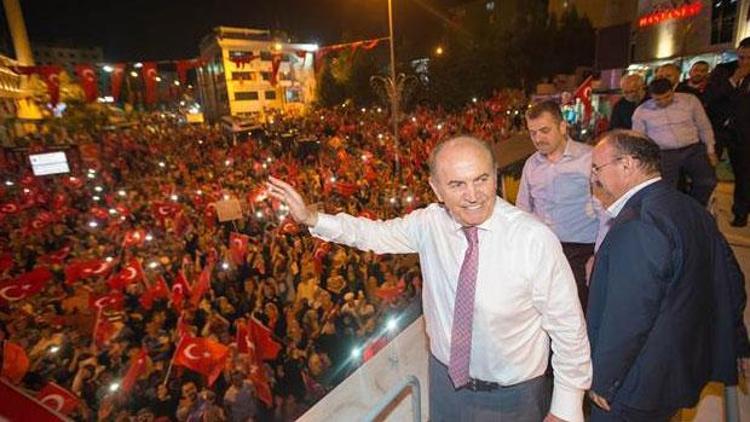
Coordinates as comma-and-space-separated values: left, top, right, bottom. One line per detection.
590, 142, 627, 208
429, 140, 497, 226
621, 79, 645, 103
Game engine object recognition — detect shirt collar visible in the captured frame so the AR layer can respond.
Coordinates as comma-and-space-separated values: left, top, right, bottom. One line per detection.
606, 177, 661, 218
446, 196, 501, 234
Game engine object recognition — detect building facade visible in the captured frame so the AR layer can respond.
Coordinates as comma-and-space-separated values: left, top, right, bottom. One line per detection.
197, 27, 318, 122
628, 0, 750, 79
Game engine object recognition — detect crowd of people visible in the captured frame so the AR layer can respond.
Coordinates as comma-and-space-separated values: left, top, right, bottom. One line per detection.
0, 90, 525, 421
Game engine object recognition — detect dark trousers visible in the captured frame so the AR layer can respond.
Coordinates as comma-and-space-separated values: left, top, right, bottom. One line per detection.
660, 143, 717, 206
728, 141, 750, 219
429, 355, 551, 422
561, 242, 594, 312
590, 401, 677, 422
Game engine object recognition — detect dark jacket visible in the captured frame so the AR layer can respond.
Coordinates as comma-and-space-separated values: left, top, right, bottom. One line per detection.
609, 96, 648, 130
704, 60, 750, 139
587, 181, 749, 411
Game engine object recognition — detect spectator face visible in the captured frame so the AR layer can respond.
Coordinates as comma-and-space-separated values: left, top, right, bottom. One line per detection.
526, 112, 568, 158
181, 382, 198, 402
656, 65, 680, 86
621, 78, 645, 103
429, 140, 497, 227
688, 63, 709, 83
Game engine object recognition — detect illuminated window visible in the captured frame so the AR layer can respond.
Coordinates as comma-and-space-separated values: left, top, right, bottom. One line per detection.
711, 0, 737, 44
235, 91, 259, 101
264, 90, 277, 100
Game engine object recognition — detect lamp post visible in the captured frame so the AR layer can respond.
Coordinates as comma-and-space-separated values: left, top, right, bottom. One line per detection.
386, 0, 400, 176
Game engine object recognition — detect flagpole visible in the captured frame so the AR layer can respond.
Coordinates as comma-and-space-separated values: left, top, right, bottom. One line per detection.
163, 334, 185, 386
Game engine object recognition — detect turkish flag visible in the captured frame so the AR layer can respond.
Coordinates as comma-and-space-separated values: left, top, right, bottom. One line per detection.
121, 347, 148, 393
375, 280, 406, 303
0, 201, 20, 215
248, 363, 273, 407
229, 232, 249, 265
107, 258, 145, 290
37, 382, 80, 415
37, 245, 71, 266
312, 240, 331, 274
173, 336, 229, 386
189, 263, 213, 306
89, 291, 125, 311
170, 271, 192, 311
0, 267, 53, 303
176, 58, 201, 84
122, 229, 147, 248
570, 75, 594, 124
270, 53, 282, 86
140, 276, 169, 310
333, 181, 358, 197
93, 315, 118, 347
75, 64, 99, 102
152, 201, 181, 223
1, 341, 30, 384
235, 321, 253, 355
249, 317, 282, 361
111, 63, 126, 101
277, 217, 300, 236
37, 66, 62, 105
0, 379, 67, 421
142, 62, 158, 105
90, 206, 109, 220
65, 259, 112, 284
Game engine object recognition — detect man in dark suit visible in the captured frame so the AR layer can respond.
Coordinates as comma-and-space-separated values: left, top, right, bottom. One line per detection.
586, 130, 750, 421
704, 37, 750, 226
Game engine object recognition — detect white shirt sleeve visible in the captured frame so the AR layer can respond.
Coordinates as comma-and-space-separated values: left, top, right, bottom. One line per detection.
310, 210, 422, 255
530, 227, 593, 422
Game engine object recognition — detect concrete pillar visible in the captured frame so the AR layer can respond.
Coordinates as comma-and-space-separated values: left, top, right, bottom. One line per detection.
2, 0, 35, 66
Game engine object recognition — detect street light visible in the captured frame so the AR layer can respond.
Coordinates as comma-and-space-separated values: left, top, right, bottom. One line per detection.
387, 0, 399, 175
435, 46, 444, 56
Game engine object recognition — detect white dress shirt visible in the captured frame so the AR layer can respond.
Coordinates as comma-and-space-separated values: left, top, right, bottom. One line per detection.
310, 197, 592, 422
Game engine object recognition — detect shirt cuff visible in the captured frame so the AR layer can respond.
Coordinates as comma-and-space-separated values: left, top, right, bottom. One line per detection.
549, 381, 585, 422
308, 213, 338, 240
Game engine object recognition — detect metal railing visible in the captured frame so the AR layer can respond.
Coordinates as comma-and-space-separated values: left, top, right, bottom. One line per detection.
362, 375, 422, 422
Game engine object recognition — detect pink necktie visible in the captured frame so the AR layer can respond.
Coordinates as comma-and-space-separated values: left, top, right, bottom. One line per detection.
448, 226, 479, 388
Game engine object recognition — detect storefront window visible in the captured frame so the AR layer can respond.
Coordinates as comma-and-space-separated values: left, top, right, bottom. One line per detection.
711, 0, 737, 45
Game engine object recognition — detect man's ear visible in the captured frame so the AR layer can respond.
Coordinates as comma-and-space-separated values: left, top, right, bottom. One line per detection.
429, 177, 443, 203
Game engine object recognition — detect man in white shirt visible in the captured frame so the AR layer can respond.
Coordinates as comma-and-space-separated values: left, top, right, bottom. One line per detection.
267, 136, 592, 422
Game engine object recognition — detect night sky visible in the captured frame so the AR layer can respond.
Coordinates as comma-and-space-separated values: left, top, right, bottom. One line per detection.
15, 0, 472, 62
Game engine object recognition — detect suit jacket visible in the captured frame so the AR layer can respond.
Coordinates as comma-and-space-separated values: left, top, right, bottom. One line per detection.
587, 181, 750, 411
704, 60, 750, 140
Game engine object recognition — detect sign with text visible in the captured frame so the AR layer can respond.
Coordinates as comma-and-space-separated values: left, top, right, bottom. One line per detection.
213, 199, 243, 222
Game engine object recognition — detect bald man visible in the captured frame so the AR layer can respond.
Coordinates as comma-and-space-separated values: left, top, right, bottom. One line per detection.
268, 136, 592, 421
610, 74, 647, 130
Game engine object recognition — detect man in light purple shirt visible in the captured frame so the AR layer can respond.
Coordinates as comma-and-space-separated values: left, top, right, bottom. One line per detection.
631, 78, 717, 205
518, 101, 600, 310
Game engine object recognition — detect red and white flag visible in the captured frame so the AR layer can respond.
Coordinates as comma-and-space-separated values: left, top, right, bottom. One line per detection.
173, 336, 229, 386
122, 229, 147, 248
189, 263, 213, 306
0, 267, 53, 303
107, 258, 144, 290
569, 75, 594, 124
248, 317, 282, 361
75, 64, 98, 103
37, 381, 80, 415
89, 291, 125, 312
0, 379, 67, 421
229, 232, 249, 265
65, 259, 112, 284
121, 347, 149, 393
170, 271, 192, 311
